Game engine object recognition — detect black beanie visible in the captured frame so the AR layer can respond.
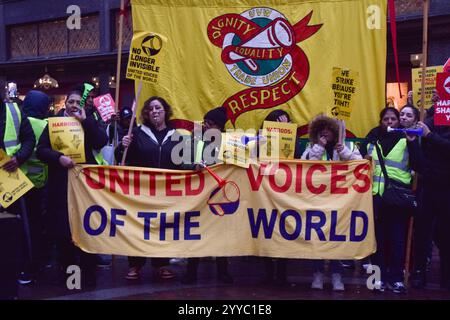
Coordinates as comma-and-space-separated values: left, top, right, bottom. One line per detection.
204, 106, 228, 131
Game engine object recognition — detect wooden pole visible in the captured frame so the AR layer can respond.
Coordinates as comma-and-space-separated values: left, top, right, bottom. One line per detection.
121, 81, 143, 166
404, 0, 429, 288
113, 0, 126, 163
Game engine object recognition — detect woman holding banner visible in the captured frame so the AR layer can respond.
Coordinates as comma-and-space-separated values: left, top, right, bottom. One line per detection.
301, 114, 362, 291
116, 96, 180, 281
361, 107, 422, 293
36, 90, 108, 287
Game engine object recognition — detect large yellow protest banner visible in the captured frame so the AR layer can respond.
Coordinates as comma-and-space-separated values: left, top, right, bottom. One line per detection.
68, 161, 375, 259
131, 0, 386, 138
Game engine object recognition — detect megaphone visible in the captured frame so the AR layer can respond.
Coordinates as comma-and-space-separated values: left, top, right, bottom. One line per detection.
241, 135, 266, 145
226, 18, 294, 72
387, 126, 424, 136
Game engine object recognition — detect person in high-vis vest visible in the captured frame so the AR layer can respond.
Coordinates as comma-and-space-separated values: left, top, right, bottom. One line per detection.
16, 90, 51, 285
301, 114, 362, 292
361, 107, 422, 294
182, 106, 234, 285
0, 98, 35, 300
36, 90, 108, 287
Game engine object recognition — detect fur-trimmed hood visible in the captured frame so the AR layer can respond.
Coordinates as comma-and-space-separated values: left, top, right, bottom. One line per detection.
308, 114, 339, 145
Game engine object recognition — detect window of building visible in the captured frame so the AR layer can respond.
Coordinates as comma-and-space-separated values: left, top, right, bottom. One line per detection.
8, 15, 100, 59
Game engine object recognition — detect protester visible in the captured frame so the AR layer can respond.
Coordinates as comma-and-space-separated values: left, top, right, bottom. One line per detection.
259, 109, 302, 286
399, 104, 420, 129
0, 95, 35, 299
361, 107, 422, 293
116, 96, 181, 281
411, 100, 450, 291
18, 90, 51, 284
182, 106, 234, 284
302, 114, 362, 291
36, 90, 108, 287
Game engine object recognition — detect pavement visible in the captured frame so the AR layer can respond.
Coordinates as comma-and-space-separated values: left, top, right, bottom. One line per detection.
17, 249, 450, 300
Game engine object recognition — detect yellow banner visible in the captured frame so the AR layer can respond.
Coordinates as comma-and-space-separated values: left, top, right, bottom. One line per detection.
126, 31, 167, 84
68, 161, 375, 259
218, 132, 257, 168
262, 121, 297, 159
329, 67, 359, 120
131, 0, 386, 137
411, 65, 443, 109
48, 117, 85, 163
0, 149, 33, 208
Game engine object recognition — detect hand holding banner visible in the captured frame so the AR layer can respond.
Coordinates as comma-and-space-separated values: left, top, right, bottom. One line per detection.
0, 149, 33, 208
48, 117, 86, 163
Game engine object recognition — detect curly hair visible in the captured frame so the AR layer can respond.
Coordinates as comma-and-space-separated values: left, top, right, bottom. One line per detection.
308, 114, 339, 146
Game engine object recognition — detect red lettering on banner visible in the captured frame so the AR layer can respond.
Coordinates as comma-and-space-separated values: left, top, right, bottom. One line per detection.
331, 164, 348, 194
186, 172, 205, 196
133, 171, 141, 196
109, 169, 130, 194
269, 163, 292, 193
352, 164, 371, 193
166, 173, 182, 196
84, 168, 105, 189
306, 164, 327, 194
295, 164, 303, 193
246, 164, 267, 191
142, 171, 160, 196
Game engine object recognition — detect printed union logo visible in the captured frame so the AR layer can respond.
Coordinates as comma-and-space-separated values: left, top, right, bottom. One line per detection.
222, 8, 295, 87
141, 35, 163, 56
207, 8, 322, 125
3, 192, 13, 203
444, 76, 450, 95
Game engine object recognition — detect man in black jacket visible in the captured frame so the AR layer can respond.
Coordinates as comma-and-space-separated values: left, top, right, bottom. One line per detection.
0, 98, 35, 299
412, 110, 450, 291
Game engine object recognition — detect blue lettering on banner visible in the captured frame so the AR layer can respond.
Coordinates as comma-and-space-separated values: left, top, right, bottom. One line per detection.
137, 212, 158, 240
184, 211, 201, 240
160, 212, 180, 241
247, 208, 277, 239
83, 205, 108, 236
305, 210, 327, 241
329, 210, 346, 241
110, 208, 126, 237
279, 210, 302, 240
350, 210, 368, 241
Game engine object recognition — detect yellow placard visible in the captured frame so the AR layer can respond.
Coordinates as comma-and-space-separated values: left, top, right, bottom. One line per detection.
261, 121, 297, 159
218, 132, 257, 168
329, 67, 359, 120
68, 161, 375, 259
0, 149, 33, 208
126, 31, 167, 84
411, 65, 443, 109
48, 117, 85, 164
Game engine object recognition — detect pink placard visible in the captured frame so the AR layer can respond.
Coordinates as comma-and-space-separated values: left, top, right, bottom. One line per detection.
93, 94, 116, 122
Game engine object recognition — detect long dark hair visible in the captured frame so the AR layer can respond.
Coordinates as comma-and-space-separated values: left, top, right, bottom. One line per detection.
142, 96, 173, 125
379, 107, 400, 124
400, 104, 420, 123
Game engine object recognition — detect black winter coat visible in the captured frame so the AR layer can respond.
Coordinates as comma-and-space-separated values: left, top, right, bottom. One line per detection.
115, 124, 182, 170
36, 111, 108, 240
421, 115, 450, 186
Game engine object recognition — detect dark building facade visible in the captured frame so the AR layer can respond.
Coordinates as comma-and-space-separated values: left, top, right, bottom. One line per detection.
0, 0, 449, 111
0, 0, 134, 111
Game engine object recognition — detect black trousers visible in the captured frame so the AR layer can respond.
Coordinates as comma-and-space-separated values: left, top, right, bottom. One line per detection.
413, 182, 450, 287
128, 256, 169, 268
0, 215, 22, 300
371, 195, 409, 283
186, 257, 229, 277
